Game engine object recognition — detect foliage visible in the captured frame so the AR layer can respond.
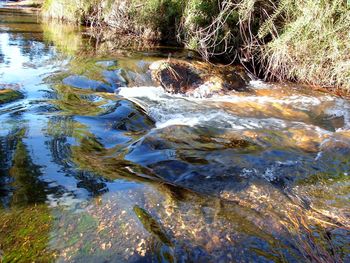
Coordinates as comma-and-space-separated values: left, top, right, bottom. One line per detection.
130, 0, 184, 40
42, 0, 96, 23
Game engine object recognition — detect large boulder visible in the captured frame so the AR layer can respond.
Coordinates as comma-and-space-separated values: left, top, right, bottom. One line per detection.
149, 59, 249, 97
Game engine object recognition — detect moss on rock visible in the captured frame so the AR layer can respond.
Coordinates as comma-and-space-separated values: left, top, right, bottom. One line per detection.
0, 89, 23, 105
0, 205, 55, 262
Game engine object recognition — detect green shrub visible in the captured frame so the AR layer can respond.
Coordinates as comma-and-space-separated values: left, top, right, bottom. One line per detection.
42, 0, 96, 23
130, 0, 184, 40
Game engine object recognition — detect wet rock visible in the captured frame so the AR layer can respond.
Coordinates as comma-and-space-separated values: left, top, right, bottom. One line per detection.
0, 89, 23, 104
103, 69, 128, 89
126, 125, 268, 193
127, 125, 262, 166
133, 205, 173, 246
222, 101, 311, 123
149, 59, 249, 97
75, 100, 155, 147
122, 70, 154, 87
100, 100, 155, 132
63, 75, 114, 93
242, 126, 329, 153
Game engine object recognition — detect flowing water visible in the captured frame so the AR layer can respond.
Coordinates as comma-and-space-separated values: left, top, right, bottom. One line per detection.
0, 7, 349, 263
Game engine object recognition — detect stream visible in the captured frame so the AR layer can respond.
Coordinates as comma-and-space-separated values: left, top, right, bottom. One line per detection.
0, 7, 349, 263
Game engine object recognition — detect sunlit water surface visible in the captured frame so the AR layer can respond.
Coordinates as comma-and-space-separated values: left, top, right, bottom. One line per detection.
0, 7, 349, 263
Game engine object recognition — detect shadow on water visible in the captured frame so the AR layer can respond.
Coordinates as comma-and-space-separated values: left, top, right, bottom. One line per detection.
0, 127, 57, 261
0, 7, 349, 263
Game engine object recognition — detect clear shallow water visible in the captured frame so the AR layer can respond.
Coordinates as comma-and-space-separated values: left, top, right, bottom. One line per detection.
0, 8, 349, 262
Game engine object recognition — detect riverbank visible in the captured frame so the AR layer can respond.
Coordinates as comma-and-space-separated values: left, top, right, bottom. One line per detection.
40, 0, 350, 94
1, 1, 349, 97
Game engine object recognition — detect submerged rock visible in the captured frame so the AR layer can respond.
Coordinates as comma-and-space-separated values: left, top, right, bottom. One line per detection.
63, 75, 114, 93
99, 100, 155, 132
0, 89, 23, 104
75, 100, 155, 140
96, 60, 116, 68
149, 59, 249, 97
103, 69, 128, 89
133, 205, 173, 246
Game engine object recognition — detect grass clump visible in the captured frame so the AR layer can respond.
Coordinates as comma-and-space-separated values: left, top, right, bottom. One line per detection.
260, 0, 350, 91
42, 0, 97, 23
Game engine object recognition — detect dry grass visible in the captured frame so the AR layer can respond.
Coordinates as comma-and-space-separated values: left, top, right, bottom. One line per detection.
260, 0, 350, 92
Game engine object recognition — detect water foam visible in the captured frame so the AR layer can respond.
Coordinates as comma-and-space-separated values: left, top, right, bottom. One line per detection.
117, 86, 348, 135
118, 86, 292, 130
